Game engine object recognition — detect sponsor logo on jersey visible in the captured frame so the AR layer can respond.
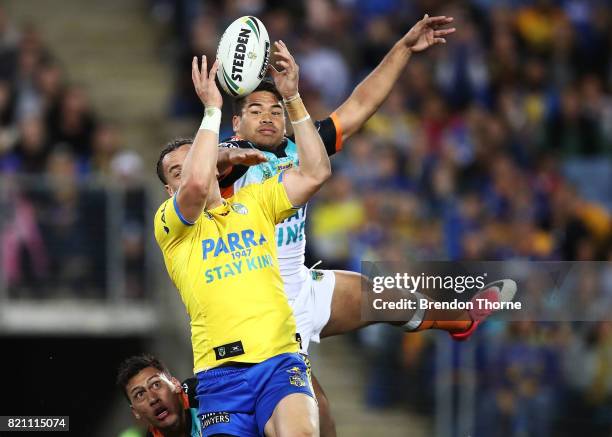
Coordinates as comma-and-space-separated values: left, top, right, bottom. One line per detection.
276, 162, 293, 171
202, 229, 267, 260
311, 270, 324, 281
287, 366, 306, 387
201, 412, 231, 428
231, 203, 248, 215
214, 341, 245, 360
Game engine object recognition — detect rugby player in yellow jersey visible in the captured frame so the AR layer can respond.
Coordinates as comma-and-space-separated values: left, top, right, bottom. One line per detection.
154, 44, 334, 436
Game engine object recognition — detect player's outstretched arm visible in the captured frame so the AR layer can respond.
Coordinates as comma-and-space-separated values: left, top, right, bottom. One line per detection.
216, 147, 268, 178
175, 55, 223, 223
270, 41, 331, 206
333, 14, 455, 141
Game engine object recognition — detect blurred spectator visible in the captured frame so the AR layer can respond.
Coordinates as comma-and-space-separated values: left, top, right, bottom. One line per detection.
46, 85, 97, 159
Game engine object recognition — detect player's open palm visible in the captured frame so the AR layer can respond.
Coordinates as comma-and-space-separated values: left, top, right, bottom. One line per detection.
269, 40, 299, 99
192, 55, 223, 109
403, 14, 456, 53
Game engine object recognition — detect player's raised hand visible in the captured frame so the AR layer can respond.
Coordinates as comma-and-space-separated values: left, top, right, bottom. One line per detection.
227, 149, 268, 166
401, 14, 456, 53
269, 40, 299, 99
192, 55, 223, 109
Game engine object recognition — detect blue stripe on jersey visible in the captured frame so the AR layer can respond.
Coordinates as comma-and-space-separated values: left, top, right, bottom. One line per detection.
173, 194, 195, 226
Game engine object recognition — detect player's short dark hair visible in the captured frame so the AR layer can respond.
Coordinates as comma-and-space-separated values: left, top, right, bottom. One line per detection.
156, 137, 193, 184
116, 354, 169, 402
232, 79, 283, 116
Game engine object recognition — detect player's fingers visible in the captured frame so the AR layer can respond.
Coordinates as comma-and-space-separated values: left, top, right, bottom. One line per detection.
273, 50, 291, 64
268, 63, 280, 76
427, 15, 450, 25
276, 60, 290, 70
280, 40, 296, 61
209, 58, 220, 81
434, 38, 446, 44
192, 56, 199, 85
434, 28, 455, 37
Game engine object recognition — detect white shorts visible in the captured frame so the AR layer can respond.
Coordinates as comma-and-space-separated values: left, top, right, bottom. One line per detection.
286, 265, 336, 353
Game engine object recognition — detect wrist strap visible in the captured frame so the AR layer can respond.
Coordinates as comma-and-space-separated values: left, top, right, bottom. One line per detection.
283, 93, 300, 104
290, 115, 311, 125
200, 107, 222, 134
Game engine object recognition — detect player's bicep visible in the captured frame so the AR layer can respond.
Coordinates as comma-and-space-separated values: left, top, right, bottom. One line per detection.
280, 169, 317, 211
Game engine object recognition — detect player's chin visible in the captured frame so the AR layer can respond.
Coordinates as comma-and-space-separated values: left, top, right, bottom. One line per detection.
253, 132, 283, 148
150, 409, 178, 428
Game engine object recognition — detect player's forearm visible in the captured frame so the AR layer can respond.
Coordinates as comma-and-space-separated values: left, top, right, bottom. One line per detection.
335, 42, 412, 139
180, 109, 221, 197
287, 96, 331, 184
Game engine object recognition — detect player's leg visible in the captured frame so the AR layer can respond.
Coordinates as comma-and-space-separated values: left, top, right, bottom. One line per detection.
263, 393, 319, 437
320, 271, 516, 339
319, 270, 371, 337
311, 374, 336, 437
256, 353, 319, 437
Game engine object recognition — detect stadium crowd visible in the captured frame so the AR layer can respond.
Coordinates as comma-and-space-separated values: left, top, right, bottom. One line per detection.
155, 1, 612, 435
0, 5, 146, 298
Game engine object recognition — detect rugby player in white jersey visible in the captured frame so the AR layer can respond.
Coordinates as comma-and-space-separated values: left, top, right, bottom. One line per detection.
157, 15, 516, 436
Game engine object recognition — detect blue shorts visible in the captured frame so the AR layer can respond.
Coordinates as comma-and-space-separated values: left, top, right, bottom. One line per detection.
196, 352, 314, 436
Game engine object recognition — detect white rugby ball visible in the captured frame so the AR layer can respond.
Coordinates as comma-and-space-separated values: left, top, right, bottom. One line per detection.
216, 16, 270, 98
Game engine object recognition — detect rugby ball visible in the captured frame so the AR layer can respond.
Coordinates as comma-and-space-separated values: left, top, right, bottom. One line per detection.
216, 16, 270, 98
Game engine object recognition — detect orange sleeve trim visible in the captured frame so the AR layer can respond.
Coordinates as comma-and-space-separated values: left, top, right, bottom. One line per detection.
330, 112, 344, 152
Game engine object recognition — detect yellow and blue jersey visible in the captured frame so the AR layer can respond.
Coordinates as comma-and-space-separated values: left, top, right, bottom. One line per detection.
154, 173, 300, 372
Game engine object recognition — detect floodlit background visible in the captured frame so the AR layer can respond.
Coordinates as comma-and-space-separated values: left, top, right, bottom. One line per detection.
0, 1, 611, 436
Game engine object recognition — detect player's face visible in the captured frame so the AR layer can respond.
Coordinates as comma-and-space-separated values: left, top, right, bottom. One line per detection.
233, 91, 285, 149
162, 144, 191, 197
126, 367, 184, 430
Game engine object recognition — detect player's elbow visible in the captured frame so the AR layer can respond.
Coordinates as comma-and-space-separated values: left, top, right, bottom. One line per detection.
180, 176, 210, 200
308, 165, 331, 190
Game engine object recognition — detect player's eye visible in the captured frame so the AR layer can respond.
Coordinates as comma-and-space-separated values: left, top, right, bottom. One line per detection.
250, 110, 261, 115
134, 391, 144, 401
152, 381, 161, 389
272, 111, 281, 116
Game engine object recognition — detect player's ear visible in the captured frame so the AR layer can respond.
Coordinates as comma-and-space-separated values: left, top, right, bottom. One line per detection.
171, 377, 182, 393
130, 405, 141, 420
232, 114, 241, 133
165, 184, 174, 197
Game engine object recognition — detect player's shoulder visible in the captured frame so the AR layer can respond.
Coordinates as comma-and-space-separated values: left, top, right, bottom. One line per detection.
153, 198, 172, 235
219, 137, 255, 149
181, 376, 198, 408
